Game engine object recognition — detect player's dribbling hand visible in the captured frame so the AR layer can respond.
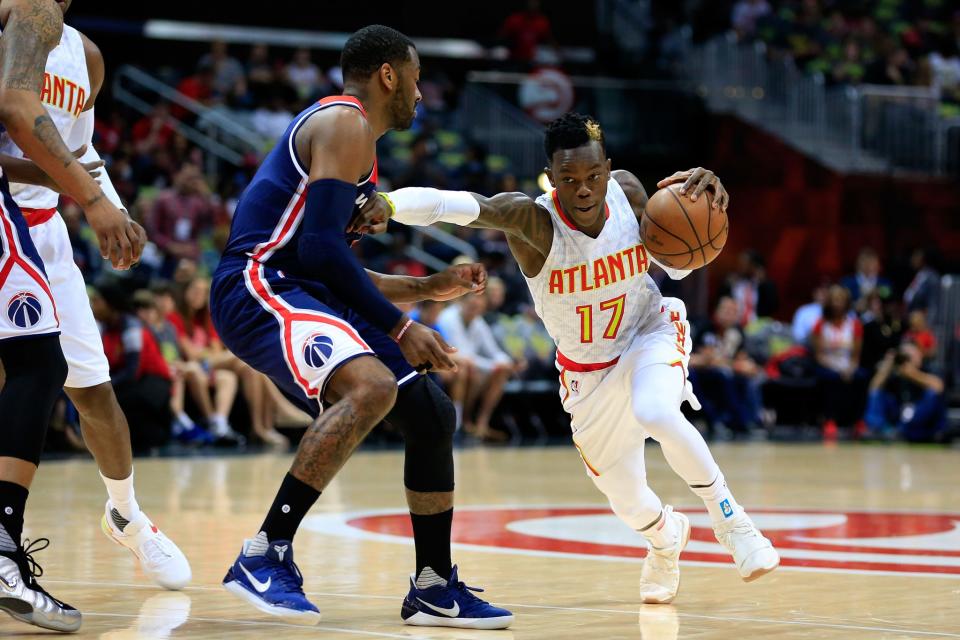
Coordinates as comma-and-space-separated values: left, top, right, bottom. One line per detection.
396, 321, 458, 372
656, 167, 730, 211
424, 263, 488, 301
84, 198, 146, 270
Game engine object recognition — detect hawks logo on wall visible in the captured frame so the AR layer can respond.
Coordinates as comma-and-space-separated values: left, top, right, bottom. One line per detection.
304, 506, 960, 577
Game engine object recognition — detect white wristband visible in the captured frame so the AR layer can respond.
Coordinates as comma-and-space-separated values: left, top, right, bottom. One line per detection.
387, 187, 480, 226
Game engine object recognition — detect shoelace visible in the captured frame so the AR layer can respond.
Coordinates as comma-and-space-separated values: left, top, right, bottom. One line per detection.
451, 579, 487, 605
142, 537, 173, 565
271, 560, 305, 593
21, 538, 49, 581
717, 519, 761, 546
646, 549, 678, 574
18, 538, 71, 608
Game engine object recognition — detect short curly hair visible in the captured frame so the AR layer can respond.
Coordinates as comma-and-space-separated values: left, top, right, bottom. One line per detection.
341, 25, 415, 83
544, 112, 605, 161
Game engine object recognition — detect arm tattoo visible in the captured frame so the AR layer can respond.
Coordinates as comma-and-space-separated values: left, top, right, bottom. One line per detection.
469, 192, 553, 257
32, 115, 75, 167
0, 1, 62, 92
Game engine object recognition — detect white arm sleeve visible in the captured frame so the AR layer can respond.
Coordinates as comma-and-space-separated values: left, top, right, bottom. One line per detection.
66, 109, 126, 212
650, 255, 693, 281
385, 187, 480, 226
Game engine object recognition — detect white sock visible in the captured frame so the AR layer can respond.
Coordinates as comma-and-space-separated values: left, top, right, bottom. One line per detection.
640, 509, 678, 550
211, 414, 230, 436
100, 470, 141, 523
689, 472, 739, 525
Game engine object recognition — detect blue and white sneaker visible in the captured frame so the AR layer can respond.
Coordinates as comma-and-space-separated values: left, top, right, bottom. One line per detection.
401, 565, 513, 629
222, 534, 320, 626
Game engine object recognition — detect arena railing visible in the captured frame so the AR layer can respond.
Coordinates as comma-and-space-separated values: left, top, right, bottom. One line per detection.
112, 65, 269, 175
687, 34, 954, 176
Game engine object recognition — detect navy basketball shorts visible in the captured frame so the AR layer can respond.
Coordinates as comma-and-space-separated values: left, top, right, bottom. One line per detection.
211, 260, 417, 418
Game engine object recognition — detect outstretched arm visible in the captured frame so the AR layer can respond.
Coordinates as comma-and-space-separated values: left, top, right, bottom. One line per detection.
368, 188, 554, 276
366, 263, 487, 304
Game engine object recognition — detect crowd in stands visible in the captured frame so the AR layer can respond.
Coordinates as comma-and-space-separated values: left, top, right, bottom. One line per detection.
727, 0, 960, 112
689, 246, 951, 443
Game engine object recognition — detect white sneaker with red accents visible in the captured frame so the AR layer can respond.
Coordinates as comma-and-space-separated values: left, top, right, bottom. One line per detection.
100, 502, 191, 590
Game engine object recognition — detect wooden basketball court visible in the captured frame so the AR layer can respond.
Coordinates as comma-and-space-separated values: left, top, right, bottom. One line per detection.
4, 442, 958, 639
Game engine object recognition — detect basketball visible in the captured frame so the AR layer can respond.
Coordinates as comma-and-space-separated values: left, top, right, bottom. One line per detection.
640, 183, 728, 270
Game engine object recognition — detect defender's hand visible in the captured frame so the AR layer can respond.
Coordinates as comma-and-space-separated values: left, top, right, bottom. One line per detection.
425, 263, 488, 301
395, 321, 458, 372
349, 192, 392, 235
656, 167, 729, 211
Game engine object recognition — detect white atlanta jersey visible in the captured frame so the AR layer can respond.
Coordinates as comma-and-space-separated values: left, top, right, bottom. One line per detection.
0, 24, 90, 211
526, 178, 666, 369
525, 178, 694, 412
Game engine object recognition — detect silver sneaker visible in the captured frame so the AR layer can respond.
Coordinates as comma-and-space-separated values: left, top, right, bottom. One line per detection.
0, 539, 81, 632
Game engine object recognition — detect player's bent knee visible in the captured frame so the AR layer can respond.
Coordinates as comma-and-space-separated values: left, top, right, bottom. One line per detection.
64, 380, 115, 414
390, 377, 456, 493
326, 355, 397, 418
632, 400, 683, 433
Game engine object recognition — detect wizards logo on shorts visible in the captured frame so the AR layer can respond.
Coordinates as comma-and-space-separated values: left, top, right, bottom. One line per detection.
7, 291, 43, 328
303, 333, 335, 368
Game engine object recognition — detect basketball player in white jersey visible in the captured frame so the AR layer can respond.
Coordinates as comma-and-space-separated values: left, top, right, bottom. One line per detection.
0, 0, 190, 590
365, 113, 780, 604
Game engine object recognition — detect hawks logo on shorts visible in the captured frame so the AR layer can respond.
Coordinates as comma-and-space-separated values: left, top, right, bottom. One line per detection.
302, 333, 335, 368
6, 291, 43, 329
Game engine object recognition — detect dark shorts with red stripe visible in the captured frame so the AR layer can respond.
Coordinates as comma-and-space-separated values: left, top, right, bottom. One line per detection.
211, 257, 417, 418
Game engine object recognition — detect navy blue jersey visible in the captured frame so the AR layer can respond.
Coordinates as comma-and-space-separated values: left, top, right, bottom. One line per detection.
221, 95, 377, 275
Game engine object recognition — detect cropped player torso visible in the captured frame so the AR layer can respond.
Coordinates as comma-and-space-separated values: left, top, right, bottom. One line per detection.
0, 24, 89, 211
220, 96, 376, 277
525, 178, 662, 371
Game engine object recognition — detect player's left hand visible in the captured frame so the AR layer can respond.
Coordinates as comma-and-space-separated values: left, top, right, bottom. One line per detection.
657, 167, 729, 211
425, 263, 488, 301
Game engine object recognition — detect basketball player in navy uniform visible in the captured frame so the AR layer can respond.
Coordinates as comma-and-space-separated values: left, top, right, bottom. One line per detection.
0, 0, 144, 632
211, 25, 511, 628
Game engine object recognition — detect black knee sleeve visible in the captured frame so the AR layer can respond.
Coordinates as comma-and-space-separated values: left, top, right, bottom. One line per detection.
0, 335, 67, 465
386, 376, 455, 493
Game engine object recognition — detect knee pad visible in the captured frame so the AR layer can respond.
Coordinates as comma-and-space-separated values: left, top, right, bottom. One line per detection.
0, 335, 67, 464
387, 376, 455, 493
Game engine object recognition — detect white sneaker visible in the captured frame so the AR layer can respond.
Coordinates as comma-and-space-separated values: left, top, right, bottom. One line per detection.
101, 502, 192, 590
713, 508, 780, 581
639, 506, 691, 604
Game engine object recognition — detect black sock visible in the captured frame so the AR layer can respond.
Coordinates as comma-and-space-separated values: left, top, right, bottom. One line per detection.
258, 473, 321, 543
411, 508, 453, 580
0, 480, 28, 553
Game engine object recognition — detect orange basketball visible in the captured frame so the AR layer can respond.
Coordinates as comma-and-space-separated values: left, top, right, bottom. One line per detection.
640, 183, 728, 270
